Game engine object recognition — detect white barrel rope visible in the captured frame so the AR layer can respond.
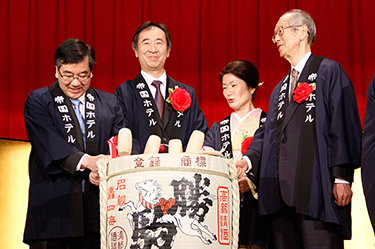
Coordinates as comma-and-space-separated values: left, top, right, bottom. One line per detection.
227, 158, 240, 249
98, 158, 110, 249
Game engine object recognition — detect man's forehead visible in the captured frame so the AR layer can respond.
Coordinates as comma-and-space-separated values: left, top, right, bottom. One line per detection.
275, 15, 290, 29
139, 27, 166, 41
61, 67, 89, 72
60, 62, 90, 72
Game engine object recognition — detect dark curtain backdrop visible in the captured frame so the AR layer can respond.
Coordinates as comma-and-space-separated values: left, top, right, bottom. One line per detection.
1, 0, 373, 141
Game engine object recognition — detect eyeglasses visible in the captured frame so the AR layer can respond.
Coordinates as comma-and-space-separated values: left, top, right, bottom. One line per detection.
58, 70, 92, 83
272, 24, 310, 43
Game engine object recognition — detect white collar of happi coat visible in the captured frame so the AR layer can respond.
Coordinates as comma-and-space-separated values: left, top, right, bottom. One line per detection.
141, 70, 167, 99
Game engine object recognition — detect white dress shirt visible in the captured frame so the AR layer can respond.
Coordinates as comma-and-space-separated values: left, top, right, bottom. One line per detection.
141, 70, 167, 99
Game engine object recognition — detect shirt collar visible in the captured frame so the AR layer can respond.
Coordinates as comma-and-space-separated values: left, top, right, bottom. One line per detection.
78, 93, 85, 104
70, 93, 86, 104
292, 52, 312, 74
141, 70, 167, 87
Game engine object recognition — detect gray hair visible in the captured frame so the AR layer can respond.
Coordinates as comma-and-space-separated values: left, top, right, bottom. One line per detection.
281, 9, 316, 47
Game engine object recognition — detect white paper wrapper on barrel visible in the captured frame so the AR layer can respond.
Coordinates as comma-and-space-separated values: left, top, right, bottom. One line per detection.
101, 153, 236, 249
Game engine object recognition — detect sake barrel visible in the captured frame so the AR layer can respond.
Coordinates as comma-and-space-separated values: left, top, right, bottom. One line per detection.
98, 153, 239, 249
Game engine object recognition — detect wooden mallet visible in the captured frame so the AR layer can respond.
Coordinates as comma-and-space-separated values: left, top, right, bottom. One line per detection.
144, 135, 161, 154
117, 128, 132, 156
185, 130, 205, 153
168, 139, 183, 153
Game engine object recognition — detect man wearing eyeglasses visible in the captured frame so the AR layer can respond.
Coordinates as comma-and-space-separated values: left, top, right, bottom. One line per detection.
236, 9, 361, 248
23, 38, 125, 249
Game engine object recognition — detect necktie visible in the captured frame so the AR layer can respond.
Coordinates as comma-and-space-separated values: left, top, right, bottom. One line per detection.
71, 98, 86, 144
71, 98, 86, 192
152, 80, 164, 121
289, 68, 299, 102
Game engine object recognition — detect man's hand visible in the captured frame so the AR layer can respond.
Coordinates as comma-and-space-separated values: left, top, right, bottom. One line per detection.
89, 171, 100, 186
81, 154, 110, 172
333, 183, 352, 206
236, 158, 249, 179
238, 176, 251, 194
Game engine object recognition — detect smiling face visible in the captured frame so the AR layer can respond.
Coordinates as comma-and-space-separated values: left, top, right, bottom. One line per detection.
134, 26, 170, 78
222, 73, 255, 114
55, 56, 92, 99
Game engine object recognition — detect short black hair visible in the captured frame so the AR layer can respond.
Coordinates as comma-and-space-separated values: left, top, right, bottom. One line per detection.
54, 38, 95, 71
132, 21, 172, 51
220, 60, 260, 97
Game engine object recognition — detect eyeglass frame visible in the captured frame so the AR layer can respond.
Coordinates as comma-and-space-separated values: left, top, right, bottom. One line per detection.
58, 70, 92, 83
272, 24, 310, 43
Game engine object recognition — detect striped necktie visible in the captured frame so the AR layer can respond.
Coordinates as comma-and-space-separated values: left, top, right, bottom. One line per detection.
289, 68, 299, 102
71, 98, 86, 145
152, 80, 164, 121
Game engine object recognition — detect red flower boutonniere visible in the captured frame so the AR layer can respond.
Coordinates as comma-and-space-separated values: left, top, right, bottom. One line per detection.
293, 82, 315, 103
166, 87, 192, 112
241, 136, 253, 155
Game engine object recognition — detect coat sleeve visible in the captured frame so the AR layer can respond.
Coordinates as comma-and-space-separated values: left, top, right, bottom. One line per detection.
244, 90, 277, 177
244, 125, 264, 180
179, 85, 208, 147
114, 81, 134, 129
320, 60, 361, 182
95, 89, 127, 154
204, 122, 221, 151
362, 73, 375, 233
24, 89, 82, 175
184, 86, 208, 134
111, 96, 127, 137
114, 81, 143, 154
